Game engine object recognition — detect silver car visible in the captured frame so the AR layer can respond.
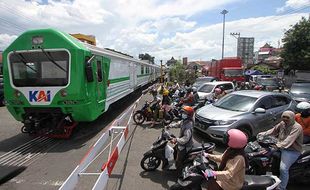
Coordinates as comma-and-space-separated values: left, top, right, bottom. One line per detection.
194, 90, 296, 141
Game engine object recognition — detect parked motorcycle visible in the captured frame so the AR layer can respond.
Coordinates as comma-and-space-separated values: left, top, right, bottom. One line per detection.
133, 101, 173, 125
140, 127, 215, 171
171, 149, 281, 190
245, 135, 310, 184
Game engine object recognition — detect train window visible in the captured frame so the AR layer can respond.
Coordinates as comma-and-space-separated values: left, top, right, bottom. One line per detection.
9, 50, 69, 87
141, 65, 144, 74
97, 61, 103, 82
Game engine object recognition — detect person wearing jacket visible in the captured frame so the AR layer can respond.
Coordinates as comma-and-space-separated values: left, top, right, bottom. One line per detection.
203, 129, 248, 190
258, 110, 303, 190
170, 106, 194, 176
295, 102, 310, 143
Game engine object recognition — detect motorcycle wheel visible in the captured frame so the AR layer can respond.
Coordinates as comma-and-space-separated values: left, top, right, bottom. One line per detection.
133, 112, 146, 125
140, 155, 161, 171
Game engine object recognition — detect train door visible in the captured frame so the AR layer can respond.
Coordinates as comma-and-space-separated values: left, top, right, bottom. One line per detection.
95, 56, 105, 107
130, 62, 136, 89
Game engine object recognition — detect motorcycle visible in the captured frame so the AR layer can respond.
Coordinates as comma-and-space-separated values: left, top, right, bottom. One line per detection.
140, 127, 215, 171
171, 148, 281, 190
245, 135, 310, 184
133, 101, 173, 125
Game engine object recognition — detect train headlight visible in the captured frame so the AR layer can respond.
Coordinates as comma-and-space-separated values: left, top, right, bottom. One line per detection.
32, 36, 44, 45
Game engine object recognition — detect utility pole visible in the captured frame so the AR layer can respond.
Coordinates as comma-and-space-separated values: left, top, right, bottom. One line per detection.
230, 32, 240, 57
160, 60, 163, 83
221, 9, 228, 59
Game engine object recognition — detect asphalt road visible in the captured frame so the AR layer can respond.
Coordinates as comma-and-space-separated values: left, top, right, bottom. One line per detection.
0, 90, 308, 190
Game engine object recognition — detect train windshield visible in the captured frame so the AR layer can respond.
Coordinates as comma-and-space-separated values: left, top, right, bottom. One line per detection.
9, 50, 69, 87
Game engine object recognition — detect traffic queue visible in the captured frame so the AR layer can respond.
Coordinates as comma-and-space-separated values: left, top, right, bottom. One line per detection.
136, 78, 310, 190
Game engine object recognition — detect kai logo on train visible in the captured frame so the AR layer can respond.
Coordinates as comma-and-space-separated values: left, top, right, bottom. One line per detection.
29, 90, 51, 102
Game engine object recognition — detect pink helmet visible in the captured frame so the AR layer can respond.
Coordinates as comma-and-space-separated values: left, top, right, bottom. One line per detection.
223, 129, 248, 149
214, 88, 221, 94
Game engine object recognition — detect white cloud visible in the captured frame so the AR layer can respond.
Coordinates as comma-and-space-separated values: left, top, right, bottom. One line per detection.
0, 0, 308, 64
152, 13, 308, 62
109, 0, 240, 20
0, 34, 17, 50
277, 0, 310, 13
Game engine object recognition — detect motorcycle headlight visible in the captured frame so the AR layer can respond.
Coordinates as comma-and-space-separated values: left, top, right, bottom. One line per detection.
214, 120, 236, 125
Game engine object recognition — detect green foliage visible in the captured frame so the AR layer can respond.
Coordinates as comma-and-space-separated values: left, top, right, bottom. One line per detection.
138, 53, 155, 64
281, 17, 310, 70
169, 63, 196, 84
252, 65, 277, 75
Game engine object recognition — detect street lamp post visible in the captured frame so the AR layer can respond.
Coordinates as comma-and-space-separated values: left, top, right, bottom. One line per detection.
221, 9, 228, 59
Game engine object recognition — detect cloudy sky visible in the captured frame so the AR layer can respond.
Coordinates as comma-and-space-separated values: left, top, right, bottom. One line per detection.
0, 0, 309, 64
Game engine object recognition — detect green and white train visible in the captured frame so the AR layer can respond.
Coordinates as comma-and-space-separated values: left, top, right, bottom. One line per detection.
3, 28, 160, 136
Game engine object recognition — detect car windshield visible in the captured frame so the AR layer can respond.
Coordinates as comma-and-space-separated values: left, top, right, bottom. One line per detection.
214, 94, 257, 112
198, 84, 215, 93
194, 77, 214, 86
257, 78, 278, 86
9, 51, 69, 87
290, 83, 310, 95
224, 69, 243, 76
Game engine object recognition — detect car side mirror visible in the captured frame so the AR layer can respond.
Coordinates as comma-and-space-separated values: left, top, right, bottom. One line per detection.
253, 108, 266, 114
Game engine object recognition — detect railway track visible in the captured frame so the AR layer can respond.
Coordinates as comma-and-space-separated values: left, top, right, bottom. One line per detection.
0, 136, 61, 167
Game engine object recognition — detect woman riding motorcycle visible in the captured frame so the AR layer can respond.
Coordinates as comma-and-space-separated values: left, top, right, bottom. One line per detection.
170, 106, 194, 177
295, 102, 310, 143
203, 129, 248, 190
258, 110, 303, 190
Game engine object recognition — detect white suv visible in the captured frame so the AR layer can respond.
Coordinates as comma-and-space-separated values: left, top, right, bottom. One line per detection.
197, 81, 234, 100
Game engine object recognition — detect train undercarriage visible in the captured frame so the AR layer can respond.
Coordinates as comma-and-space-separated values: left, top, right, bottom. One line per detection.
21, 108, 77, 138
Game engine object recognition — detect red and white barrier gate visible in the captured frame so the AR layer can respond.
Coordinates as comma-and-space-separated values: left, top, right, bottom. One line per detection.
59, 96, 141, 190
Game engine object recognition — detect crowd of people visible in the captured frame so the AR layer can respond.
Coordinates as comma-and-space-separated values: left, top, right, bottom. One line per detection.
143, 78, 310, 190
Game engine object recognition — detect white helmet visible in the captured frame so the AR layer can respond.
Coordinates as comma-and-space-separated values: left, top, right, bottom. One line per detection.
192, 87, 197, 92
296, 102, 310, 110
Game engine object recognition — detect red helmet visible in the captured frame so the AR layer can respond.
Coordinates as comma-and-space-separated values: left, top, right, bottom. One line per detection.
182, 106, 194, 118
223, 129, 248, 149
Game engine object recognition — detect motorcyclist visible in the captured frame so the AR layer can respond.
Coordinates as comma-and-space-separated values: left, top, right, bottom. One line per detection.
295, 102, 310, 143
172, 80, 180, 90
212, 88, 224, 101
150, 97, 162, 127
162, 89, 171, 105
182, 88, 195, 106
257, 110, 303, 190
170, 106, 194, 176
203, 129, 248, 190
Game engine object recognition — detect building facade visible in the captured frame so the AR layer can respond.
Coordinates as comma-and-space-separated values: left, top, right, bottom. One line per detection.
237, 37, 254, 67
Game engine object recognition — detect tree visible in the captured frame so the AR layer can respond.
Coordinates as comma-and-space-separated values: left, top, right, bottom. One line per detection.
169, 63, 196, 84
138, 53, 155, 64
281, 17, 310, 71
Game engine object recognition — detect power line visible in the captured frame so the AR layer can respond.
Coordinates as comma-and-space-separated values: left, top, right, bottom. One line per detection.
1, 1, 51, 28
